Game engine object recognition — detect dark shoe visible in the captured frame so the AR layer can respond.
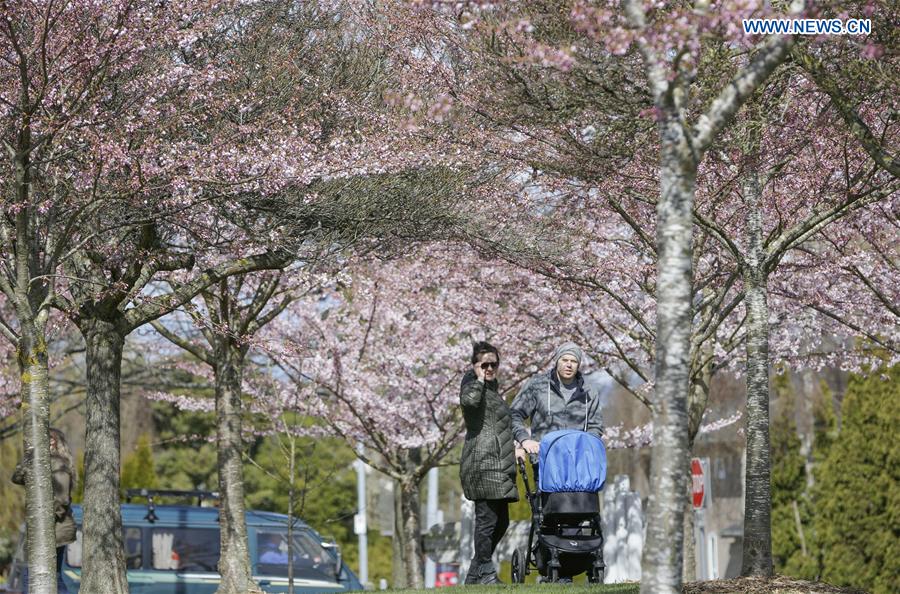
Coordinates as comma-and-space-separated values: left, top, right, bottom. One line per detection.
479, 571, 503, 584
477, 561, 504, 585
466, 561, 504, 585
464, 566, 480, 585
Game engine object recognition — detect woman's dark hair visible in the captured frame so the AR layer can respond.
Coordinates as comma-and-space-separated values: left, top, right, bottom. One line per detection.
471, 341, 500, 364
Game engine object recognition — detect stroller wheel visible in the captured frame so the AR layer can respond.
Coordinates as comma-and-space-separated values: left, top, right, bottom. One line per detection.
549, 567, 559, 583
511, 547, 527, 583
588, 566, 604, 584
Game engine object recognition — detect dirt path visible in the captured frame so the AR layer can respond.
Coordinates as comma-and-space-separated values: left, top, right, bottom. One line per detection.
683, 575, 868, 594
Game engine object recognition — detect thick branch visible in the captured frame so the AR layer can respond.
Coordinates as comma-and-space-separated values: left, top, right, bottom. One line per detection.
123, 250, 291, 331
794, 300, 897, 354
693, 33, 796, 155
623, 0, 667, 101
123, 252, 196, 309
765, 183, 898, 268
149, 320, 214, 366
694, 210, 745, 265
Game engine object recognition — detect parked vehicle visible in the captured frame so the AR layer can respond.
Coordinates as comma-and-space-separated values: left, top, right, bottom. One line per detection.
434, 563, 459, 587
6, 490, 362, 594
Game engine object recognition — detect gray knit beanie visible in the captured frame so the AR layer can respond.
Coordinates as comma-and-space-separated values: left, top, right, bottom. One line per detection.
553, 341, 583, 367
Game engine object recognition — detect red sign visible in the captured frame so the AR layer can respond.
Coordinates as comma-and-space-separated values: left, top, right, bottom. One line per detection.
691, 458, 705, 509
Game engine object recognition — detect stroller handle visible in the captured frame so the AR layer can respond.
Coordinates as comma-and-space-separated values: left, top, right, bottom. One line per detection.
517, 454, 539, 502
516, 454, 538, 475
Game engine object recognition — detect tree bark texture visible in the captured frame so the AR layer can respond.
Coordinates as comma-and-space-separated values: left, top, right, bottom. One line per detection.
391, 477, 424, 589
741, 172, 774, 576
640, 118, 695, 594
79, 319, 129, 594
687, 355, 713, 445
18, 326, 58, 594
682, 494, 696, 582
214, 340, 261, 594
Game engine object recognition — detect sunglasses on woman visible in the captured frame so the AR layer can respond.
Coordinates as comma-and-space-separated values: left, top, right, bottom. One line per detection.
480, 361, 499, 370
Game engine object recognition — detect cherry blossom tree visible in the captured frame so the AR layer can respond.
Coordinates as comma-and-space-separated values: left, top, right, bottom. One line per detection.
148, 271, 303, 594
695, 76, 896, 576
0, 0, 324, 588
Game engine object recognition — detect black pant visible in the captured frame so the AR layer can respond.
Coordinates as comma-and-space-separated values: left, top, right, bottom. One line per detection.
472, 499, 510, 564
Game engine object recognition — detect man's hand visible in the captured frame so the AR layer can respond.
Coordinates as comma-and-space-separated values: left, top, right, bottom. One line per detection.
515, 447, 526, 462
521, 439, 540, 455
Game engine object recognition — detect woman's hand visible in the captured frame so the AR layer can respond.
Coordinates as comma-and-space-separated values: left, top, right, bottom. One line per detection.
473, 361, 486, 383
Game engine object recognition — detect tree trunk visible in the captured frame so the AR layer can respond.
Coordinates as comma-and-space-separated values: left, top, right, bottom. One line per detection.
391, 477, 423, 589
741, 172, 773, 576
687, 353, 712, 445
682, 494, 696, 582
640, 118, 695, 594
79, 319, 129, 594
10, 115, 58, 594
214, 340, 260, 594
18, 326, 58, 594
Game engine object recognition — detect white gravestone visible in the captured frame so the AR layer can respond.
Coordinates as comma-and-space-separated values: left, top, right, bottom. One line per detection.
458, 496, 474, 579
602, 474, 643, 583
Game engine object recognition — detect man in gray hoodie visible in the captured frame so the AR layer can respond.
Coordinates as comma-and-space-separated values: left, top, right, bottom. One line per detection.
510, 341, 603, 460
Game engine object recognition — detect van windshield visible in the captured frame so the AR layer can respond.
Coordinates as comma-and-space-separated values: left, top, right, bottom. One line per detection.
255, 529, 332, 577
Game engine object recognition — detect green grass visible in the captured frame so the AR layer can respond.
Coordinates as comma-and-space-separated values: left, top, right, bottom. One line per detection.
390, 583, 640, 593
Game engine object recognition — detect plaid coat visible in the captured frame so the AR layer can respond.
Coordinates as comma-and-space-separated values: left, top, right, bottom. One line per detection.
459, 371, 519, 502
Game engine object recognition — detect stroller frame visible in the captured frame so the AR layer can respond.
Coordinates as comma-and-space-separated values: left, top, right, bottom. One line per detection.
511, 455, 605, 584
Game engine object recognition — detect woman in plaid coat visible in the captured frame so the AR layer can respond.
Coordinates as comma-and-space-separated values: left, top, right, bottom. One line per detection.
459, 341, 518, 585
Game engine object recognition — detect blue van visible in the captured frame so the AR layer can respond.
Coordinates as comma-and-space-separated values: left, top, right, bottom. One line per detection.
6, 491, 363, 593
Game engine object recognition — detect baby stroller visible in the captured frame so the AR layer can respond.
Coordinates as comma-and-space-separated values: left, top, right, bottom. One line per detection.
511, 429, 606, 584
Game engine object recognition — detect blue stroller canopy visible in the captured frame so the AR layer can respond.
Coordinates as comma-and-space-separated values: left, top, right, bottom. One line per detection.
538, 430, 607, 493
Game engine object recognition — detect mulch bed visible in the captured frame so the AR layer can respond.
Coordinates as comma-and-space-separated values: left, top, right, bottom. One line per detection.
682, 575, 869, 594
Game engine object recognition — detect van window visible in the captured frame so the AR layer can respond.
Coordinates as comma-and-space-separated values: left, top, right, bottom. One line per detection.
255, 529, 331, 577
150, 528, 220, 572
67, 527, 142, 569
125, 527, 143, 568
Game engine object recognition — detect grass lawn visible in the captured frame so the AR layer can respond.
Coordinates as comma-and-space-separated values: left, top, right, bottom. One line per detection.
390, 583, 640, 593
